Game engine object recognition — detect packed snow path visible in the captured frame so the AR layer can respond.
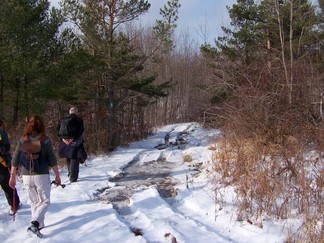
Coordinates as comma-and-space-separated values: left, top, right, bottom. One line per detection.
93, 122, 229, 242
1, 123, 285, 242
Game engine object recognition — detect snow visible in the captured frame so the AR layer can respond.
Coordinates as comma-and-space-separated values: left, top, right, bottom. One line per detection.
0, 122, 290, 242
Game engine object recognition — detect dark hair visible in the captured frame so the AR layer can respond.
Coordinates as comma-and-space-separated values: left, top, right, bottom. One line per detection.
23, 115, 45, 137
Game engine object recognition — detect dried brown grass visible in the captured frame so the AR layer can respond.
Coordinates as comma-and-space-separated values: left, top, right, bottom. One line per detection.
210, 94, 324, 240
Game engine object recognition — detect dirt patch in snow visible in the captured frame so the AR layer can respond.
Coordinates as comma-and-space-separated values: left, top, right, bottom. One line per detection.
94, 158, 179, 210
93, 124, 204, 210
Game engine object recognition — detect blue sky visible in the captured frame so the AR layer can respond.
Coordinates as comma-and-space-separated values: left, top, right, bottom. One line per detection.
140, 0, 237, 45
50, 0, 237, 45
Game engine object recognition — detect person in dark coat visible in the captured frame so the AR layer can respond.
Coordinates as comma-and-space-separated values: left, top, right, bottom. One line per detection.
0, 115, 21, 215
58, 107, 87, 183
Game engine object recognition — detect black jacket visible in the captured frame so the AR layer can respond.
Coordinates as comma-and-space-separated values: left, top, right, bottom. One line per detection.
57, 114, 84, 140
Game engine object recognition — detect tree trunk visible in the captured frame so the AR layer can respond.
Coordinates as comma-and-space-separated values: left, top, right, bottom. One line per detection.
24, 75, 29, 118
13, 77, 20, 124
108, 79, 117, 151
275, 0, 291, 105
0, 76, 3, 113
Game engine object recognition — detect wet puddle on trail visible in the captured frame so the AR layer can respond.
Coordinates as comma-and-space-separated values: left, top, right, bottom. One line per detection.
94, 159, 179, 210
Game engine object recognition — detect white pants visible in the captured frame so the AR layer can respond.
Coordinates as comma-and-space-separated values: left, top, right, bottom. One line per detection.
22, 174, 51, 228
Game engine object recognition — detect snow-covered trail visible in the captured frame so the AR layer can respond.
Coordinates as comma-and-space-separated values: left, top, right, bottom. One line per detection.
123, 188, 231, 242
1, 122, 229, 243
1, 122, 284, 243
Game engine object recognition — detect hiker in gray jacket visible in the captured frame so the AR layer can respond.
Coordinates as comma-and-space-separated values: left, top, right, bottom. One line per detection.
9, 115, 61, 235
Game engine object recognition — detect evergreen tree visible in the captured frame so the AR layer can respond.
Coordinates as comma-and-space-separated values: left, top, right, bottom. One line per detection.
62, 0, 179, 150
203, 0, 317, 110
0, 0, 63, 122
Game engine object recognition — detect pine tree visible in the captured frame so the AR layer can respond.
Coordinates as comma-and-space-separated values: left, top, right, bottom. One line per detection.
0, 0, 63, 122
62, 0, 180, 150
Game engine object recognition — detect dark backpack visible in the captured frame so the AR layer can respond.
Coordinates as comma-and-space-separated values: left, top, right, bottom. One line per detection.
58, 116, 77, 139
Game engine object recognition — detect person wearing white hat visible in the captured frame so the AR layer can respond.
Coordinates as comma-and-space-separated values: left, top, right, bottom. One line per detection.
57, 107, 87, 182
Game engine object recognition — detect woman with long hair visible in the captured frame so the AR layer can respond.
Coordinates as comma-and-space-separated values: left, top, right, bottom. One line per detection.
9, 115, 61, 237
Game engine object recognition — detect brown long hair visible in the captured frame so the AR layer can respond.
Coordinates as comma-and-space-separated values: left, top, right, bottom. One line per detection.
22, 115, 45, 137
